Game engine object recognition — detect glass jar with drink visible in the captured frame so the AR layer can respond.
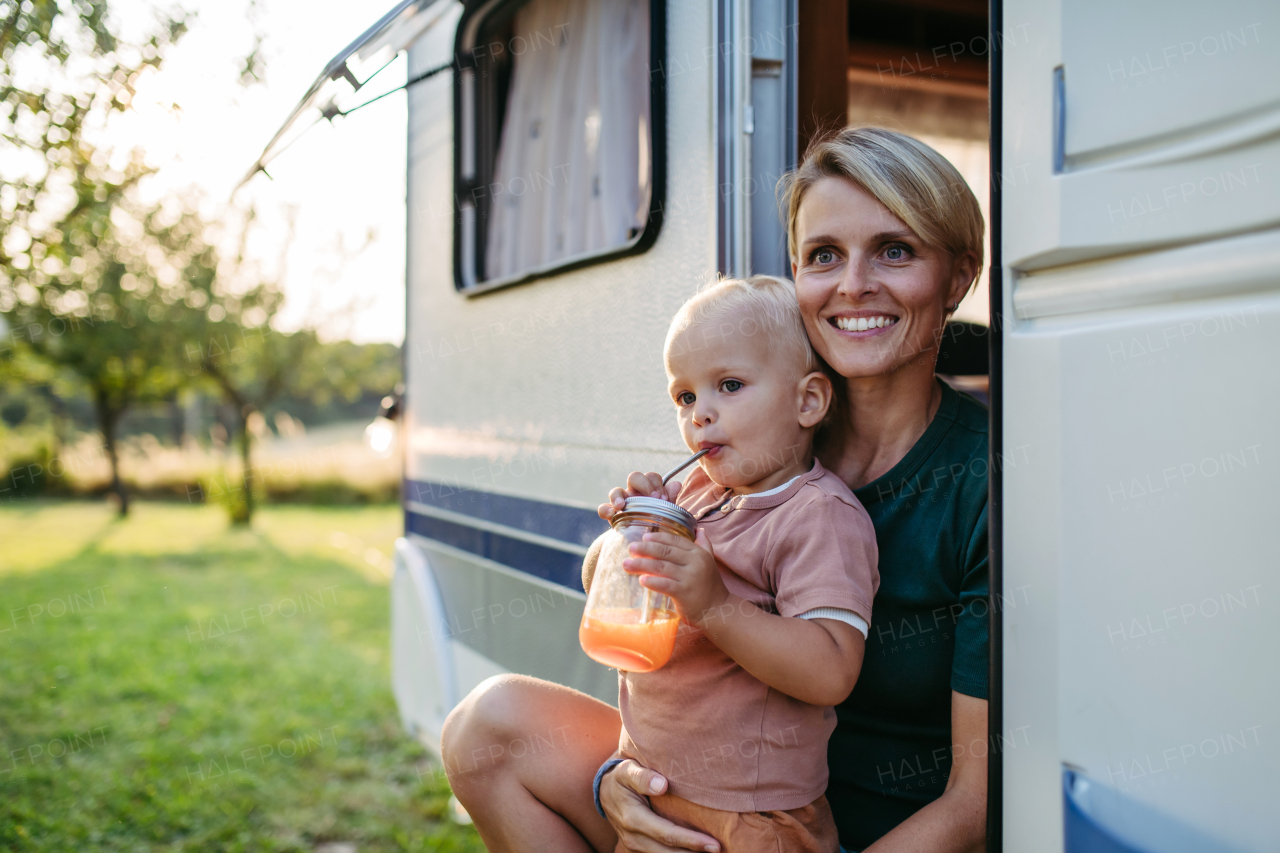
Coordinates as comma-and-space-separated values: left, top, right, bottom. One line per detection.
578, 497, 696, 672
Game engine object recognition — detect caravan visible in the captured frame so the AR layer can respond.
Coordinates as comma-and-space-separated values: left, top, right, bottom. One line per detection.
245, 1, 1280, 850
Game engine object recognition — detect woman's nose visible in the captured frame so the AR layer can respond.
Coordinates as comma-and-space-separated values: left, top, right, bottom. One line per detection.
837, 254, 879, 299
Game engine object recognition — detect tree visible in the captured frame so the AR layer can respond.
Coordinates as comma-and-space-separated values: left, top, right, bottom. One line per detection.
188, 284, 409, 524
1, 1, 188, 514
4, 202, 223, 513
191, 315, 321, 524
187, 216, 393, 525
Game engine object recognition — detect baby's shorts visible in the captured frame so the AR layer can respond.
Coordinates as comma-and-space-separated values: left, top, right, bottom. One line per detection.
616, 792, 839, 853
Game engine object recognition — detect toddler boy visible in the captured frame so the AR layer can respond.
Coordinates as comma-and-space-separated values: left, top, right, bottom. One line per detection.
587, 276, 879, 852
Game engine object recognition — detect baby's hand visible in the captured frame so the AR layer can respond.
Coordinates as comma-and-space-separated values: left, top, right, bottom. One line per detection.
597, 471, 682, 521
623, 529, 728, 625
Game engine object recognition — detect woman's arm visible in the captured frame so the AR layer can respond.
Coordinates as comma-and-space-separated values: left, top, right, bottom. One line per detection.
863, 691, 988, 853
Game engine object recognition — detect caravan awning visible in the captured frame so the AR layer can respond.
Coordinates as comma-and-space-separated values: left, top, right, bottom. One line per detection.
236, 0, 454, 190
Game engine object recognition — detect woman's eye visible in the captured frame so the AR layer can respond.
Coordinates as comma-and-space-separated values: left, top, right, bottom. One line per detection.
813, 249, 836, 265
676, 392, 695, 406
884, 244, 912, 261
720, 379, 743, 393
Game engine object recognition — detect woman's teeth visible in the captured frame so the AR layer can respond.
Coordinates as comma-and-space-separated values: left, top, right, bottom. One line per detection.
834, 316, 896, 331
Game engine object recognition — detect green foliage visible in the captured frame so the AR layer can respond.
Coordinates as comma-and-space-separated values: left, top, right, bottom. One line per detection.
192, 323, 319, 524
0, 501, 484, 852
264, 478, 400, 506
189, 330, 402, 420
194, 324, 315, 413
199, 468, 258, 524
8, 203, 220, 403
1, 1, 188, 269
1, 1, 118, 71
1, 0, 191, 515
2, 438, 56, 498
1, 199, 233, 514
305, 341, 402, 409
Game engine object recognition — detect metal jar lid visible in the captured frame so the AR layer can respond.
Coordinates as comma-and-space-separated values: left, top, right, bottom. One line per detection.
613, 496, 697, 539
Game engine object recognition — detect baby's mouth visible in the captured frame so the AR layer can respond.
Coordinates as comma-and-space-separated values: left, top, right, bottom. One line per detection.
830, 314, 899, 332
698, 443, 724, 457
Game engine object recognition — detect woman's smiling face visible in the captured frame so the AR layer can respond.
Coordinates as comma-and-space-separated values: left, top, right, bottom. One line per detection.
791, 176, 974, 380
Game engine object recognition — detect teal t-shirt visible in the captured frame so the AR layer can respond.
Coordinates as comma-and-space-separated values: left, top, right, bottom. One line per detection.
826, 381, 990, 851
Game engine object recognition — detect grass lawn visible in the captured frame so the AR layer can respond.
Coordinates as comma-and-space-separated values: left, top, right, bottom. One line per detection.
0, 500, 485, 853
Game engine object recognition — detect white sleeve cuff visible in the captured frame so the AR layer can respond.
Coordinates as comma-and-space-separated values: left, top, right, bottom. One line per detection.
798, 606, 868, 638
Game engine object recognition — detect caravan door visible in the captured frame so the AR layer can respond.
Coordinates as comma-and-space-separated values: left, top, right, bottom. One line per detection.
997, 1, 1280, 851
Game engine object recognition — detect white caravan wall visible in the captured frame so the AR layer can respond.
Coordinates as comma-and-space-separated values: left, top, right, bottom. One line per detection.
406, 2, 717, 509
1002, 2, 1280, 851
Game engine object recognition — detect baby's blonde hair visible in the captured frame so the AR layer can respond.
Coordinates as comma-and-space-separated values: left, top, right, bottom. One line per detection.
664, 275, 818, 378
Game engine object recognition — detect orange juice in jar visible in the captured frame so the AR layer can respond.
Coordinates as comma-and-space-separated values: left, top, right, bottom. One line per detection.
579, 497, 695, 672
579, 607, 680, 672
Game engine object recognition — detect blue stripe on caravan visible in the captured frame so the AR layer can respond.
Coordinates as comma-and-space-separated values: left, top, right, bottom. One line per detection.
404, 509, 586, 593
405, 479, 608, 547
1062, 769, 1237, 853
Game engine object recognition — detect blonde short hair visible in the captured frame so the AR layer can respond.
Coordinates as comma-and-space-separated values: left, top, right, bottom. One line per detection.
780, 126, 985, 291
664, 275, 818, 378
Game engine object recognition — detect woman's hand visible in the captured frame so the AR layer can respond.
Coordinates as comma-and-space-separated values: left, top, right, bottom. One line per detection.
624, 529, 728, 625
599, 760, 721, 853
598, 471, 682, 521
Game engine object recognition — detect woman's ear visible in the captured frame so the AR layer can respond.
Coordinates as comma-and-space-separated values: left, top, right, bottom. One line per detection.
946, 250, 981, 311
797, 370, 833, 429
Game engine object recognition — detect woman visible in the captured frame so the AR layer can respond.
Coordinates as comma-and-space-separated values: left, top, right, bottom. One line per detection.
441, 127, 989, 853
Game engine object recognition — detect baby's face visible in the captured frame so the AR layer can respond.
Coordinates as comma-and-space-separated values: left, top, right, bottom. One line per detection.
665, 308, 817, 492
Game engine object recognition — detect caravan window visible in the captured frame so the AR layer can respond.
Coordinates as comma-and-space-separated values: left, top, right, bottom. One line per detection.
454, 0, 662, 293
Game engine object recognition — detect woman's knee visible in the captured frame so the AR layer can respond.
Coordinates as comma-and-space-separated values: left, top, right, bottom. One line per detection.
441, 673, 537, 771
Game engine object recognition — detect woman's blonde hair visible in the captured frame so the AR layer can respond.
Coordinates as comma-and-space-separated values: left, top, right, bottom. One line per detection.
779, 126, 985, 292
665, 275, 818, 377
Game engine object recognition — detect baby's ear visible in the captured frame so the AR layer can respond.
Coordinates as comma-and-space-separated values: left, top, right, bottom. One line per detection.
797, 370, 833, 428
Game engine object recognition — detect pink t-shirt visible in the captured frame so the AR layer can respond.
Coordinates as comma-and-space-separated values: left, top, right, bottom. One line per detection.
616, 459, 879, 812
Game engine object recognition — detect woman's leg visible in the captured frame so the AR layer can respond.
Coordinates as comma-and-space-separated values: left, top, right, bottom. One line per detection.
441, 673, 622, 853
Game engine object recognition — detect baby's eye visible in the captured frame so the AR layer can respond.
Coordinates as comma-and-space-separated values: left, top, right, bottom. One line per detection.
676, 391, 695, 406
720, 379, 744, 393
